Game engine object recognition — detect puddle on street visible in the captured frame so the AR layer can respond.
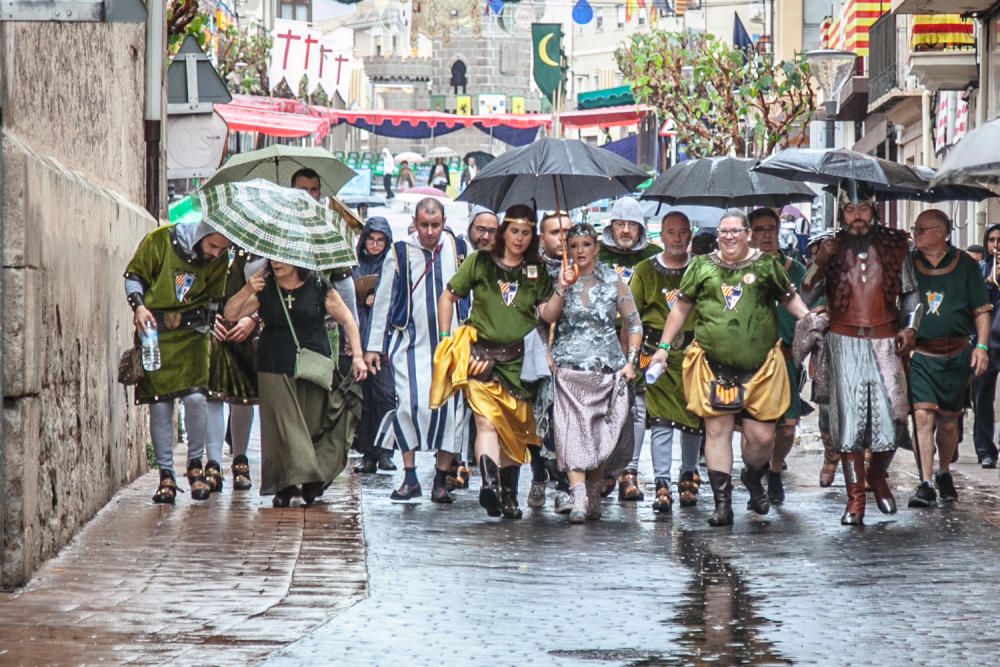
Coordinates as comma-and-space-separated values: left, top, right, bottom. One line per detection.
550, 530, 789, 666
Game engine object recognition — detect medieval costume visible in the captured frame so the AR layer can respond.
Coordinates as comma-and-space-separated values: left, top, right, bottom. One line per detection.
124, 221, 228, 503
597, 197, 663, 502
551, 246, 637, 521
352, 217, 396, 473
630, 254, 703, 510
255, 272, 362, 506
432, 249, 554, 517
208, 248, 259, 491
800, 184, 921, 526
908, 242, 990, 505
366, 230, 469, 467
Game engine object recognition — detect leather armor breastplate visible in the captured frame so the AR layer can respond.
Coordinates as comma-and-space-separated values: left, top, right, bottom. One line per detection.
827, 241, 899, 330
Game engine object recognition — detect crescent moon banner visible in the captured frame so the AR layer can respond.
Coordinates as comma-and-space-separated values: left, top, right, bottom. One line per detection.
531, 23, 564, 106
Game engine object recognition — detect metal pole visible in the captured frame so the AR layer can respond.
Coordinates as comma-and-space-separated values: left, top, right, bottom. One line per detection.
824, 99, 837, 230
144, 0, 165, 220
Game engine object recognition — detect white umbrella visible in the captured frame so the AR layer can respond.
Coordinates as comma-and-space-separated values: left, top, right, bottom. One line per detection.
427, 146, 458, 159
395, 151, 425, 164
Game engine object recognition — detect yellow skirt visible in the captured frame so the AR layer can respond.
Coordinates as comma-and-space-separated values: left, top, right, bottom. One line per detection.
682, 341, 790, 421
430, 325, 537, 463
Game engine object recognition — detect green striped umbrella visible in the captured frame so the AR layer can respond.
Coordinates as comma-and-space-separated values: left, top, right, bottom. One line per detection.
202, 145, 356, 194
197, 179, 356, 271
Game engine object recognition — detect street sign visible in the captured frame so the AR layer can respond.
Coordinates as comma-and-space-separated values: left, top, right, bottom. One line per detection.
165, 112, 229, 179
167, 35, 232, 115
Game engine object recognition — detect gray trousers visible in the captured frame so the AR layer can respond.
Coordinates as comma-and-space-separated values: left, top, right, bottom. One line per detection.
649, 426, 701, 483
150, 394, 225, 473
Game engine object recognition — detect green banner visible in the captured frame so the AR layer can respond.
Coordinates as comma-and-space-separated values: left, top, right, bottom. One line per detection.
532, 23, 563, 107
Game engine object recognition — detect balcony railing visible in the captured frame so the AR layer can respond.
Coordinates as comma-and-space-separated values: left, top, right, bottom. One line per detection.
869, 13, 898, 101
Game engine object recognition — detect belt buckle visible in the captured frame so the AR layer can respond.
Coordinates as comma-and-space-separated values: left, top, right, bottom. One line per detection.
856, 326, 870, 337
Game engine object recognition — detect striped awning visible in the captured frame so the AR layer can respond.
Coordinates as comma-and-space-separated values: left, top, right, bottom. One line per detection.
820, 0, 889, 56
911, 14, 975, 51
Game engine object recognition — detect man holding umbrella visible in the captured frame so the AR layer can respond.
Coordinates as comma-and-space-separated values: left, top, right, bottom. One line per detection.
599, 196, 663, 501
800, 182, 922, 526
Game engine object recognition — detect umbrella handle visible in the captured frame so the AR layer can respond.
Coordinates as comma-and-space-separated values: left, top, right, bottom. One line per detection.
551, 174, 578, 284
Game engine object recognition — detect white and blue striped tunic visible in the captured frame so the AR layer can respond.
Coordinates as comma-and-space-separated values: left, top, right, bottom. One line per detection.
366, 233, 468, 454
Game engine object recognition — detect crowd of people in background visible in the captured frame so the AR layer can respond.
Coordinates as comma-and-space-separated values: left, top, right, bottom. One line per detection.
125, 177, 1000, 528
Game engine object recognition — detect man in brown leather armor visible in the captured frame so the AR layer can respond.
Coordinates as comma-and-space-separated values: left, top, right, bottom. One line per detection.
800, 181, 921, 526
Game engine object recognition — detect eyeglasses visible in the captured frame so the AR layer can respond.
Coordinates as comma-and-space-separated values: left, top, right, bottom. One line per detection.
717, 228, 747, 237
473, 225, 498, 236
913, 225, 946, 235
611, 220, 639, 230
541, 210, 569, 220
366, 237, 388, 246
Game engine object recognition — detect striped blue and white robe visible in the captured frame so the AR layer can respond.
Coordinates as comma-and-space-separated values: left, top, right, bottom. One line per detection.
366, 232, 469, 454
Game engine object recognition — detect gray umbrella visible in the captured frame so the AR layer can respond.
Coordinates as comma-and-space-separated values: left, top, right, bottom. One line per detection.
456, 138, 650, 212
642, 157, 817, 208
851, 166, 997, 202
930, 118, 1000, 186
753, 148, 927, 191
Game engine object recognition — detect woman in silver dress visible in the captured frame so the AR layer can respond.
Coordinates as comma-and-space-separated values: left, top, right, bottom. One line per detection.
550, 224, 643, 523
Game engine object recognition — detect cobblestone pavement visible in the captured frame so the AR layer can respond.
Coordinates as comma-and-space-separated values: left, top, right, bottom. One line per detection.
5, 412, 1000, 666
0, 431, 367, 666
267, 414, 1000, 667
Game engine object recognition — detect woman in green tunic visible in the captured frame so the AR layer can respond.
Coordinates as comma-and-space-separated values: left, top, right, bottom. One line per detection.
436, 205, 573, 519
225, 260, 367, 507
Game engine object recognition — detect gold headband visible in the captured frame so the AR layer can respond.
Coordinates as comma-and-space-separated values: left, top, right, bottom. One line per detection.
502, 217, 535, 226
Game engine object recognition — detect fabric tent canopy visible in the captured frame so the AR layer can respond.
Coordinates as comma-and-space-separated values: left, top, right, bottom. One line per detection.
214, 104, 330, 140
577, 85, 635, 110
559, 105, 653, 129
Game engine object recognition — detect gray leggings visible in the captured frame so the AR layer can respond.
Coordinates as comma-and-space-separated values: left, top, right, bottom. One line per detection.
228, 404, 255, 458
150, 394, 224, 473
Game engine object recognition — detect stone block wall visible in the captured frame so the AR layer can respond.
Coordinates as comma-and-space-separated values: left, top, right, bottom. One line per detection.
1, 21, 152, 589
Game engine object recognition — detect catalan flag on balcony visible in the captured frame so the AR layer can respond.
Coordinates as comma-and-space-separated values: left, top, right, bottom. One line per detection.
820, 0, 888, 56
911, 15, 975, 51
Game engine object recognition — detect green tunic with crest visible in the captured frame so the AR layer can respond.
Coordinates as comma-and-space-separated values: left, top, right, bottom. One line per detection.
125, 226, 227, 404
631, 255, 700, 432
448, 250, 553, 399
678, 250, 790, 371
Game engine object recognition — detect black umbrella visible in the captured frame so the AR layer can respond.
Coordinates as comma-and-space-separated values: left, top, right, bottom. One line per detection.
753, 148, 927, 192
642, 157, 817, 208
817, 165, 998, 202
456, 138, 650, 212
463, 150, 495, 169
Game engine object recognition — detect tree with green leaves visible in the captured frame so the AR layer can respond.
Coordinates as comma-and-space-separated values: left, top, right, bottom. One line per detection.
217, 24, 273, 96
615, 31, 816, 160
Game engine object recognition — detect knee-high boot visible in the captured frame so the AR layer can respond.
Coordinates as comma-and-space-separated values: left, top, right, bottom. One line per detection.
867, 450, 897, 515
478, 455, 502, 517
819, 431, 840, 487
706, 470, 734, 527
499, 465, 523, 519
840, 452, 867, 526
740, 464, 770, 515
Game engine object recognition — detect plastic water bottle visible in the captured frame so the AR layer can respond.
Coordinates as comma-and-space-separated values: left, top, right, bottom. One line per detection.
141, 320, 161, 372
644, 363, 665, 385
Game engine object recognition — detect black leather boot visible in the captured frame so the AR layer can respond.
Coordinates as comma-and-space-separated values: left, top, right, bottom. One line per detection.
499, 466, 523, 519
706, 470, 734, 527
740, 464, 771, 515
478, 455, 502, 517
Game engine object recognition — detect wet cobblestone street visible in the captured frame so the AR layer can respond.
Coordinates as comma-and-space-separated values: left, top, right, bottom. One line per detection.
3, 415, 1000, 665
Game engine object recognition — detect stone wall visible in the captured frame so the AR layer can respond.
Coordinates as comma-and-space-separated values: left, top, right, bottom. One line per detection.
1, 22, 152, 589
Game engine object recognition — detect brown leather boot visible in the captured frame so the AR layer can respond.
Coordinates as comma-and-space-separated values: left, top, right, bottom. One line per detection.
840, 452, 867, 526
819, 432, 839, 487
617, 468, 645, 501
866, 450, 897, 515
706, 470, 734, 527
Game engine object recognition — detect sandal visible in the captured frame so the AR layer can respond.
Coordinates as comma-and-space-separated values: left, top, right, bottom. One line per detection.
678, 470, 701, 507
152, 470, 178, 504
204, 460, 224, 494
232, 454, 252, 491
187, 459, 211, 501
454, 463, 471, 490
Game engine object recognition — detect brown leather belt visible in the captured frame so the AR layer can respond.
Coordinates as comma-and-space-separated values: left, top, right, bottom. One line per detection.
829, 321, 898, 339
915, 337, 970, 357
471, 339, 524, 362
